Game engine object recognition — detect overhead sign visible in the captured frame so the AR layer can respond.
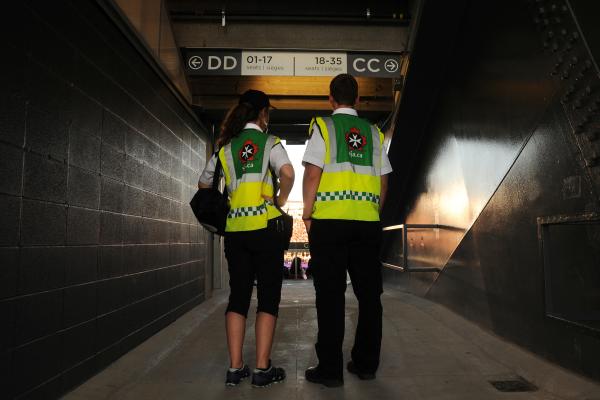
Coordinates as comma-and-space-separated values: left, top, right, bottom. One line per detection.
182, 49, 402, 78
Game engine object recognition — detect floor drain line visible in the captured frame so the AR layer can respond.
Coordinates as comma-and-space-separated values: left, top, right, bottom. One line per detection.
489, 376, 538, 392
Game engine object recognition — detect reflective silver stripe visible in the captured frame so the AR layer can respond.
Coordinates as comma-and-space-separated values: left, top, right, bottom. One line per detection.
222, 144, 238, 191
262, 135, 275, 175
316, 190, 380, 204
323, 161, 378, 175
371, 125, 382, 175
321, 117, 337, 162
227, 203, 267, 218
261, 136, 276, 186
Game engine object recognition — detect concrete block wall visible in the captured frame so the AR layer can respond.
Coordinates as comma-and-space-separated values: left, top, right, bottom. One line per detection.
0, 0, 209, 398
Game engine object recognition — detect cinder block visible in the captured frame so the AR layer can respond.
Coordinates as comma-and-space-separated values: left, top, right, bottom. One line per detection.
23, 152, 67, 203
158, 148, 171, 174
102, 112, 126, 152
123, 185, 144, 216
123, 215, 143, 244
21, 199, 66, 246
99, 245, 123, 279
0, 248, 18, 299
100, 212, 123, 245
65, 246, 98, 285
145, 142, 160, 170
142, 218, 163, 244
0, 142, 23, 196
67, 207, 100, 245
69, 129, 100, 172
142, 191, 160, 219
182, 145, 191, 168
0, 194, 20, 246
169, 177, 180, 201
0, 95, 26, 147
124, 155, 144, 188
67, 90, 102, 137
14, 290, 62, 345
12, 332, 62, 394
171, 158, 184, 181
97, 278, 124, 317
61, 320, 96, 368
143, 167, 161, 195
123, 245, 143, 274
169, 222, 180, 244
63, 284, 97, 328
18, 246, 66, 295
100, 143, 125, 182
26, 108, 68, 161
100, 177, 124, 213
125, 129, 147, 161
158, 173, 171, 199
67, 166, 100, 209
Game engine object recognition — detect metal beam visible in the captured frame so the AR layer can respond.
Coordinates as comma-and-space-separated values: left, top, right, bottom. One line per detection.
192, 96, 394, 111
172, 22, 408, 52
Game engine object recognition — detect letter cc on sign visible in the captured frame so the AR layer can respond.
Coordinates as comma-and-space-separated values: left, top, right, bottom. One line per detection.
348, 52, 402, 78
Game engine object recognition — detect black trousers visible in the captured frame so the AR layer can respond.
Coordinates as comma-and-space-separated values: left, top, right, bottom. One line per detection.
224, 219, 284, 318
308, 219, 383, 378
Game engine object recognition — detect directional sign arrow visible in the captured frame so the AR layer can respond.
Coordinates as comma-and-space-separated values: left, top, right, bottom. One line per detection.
188, 56, 204, 70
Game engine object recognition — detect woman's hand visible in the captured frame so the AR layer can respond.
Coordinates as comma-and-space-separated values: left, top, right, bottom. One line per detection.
276, 195, 287, 208
303, 217, 311, 234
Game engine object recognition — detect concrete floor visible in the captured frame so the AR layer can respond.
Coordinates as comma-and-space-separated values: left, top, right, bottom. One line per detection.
64, 281, 600, 400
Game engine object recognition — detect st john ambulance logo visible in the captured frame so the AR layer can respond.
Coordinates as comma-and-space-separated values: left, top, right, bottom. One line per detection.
239, 140, 259, 163
345, 127, 367, 151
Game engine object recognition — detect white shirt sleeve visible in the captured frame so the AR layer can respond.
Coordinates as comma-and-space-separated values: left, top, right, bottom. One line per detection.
381, 149, 393, 175
302, 123, 325, 168
269, 142, 292, 177
198, 154, 218, 186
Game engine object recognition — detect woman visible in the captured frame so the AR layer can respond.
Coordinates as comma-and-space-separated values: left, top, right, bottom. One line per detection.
198, 90, 294, 387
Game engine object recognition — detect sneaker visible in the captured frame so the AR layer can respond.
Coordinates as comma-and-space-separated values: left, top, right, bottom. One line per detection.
251, 362, 286, 387
347, 361, 376, 380
225, 364, 250, 386
305, 366, 344, 387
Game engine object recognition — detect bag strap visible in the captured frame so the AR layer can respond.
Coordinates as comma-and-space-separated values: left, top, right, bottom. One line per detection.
212, 151, 228, 197
269, 164, 286, 215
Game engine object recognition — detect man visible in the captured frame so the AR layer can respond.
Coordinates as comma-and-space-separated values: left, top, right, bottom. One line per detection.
302, 74, 392, 387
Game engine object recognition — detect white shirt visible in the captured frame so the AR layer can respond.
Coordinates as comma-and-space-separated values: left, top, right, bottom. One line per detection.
198, 123, 292, 185
302, 108, 393, 174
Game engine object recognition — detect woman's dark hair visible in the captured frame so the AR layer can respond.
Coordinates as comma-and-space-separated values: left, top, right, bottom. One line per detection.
217, 102, 261, 148
330, 73, 358, 106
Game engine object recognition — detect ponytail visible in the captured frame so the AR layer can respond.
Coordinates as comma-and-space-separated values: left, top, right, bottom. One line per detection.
217, 102, 260, 148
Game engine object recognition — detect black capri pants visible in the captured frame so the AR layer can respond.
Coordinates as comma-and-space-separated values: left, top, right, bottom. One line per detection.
224, 218, 284, 318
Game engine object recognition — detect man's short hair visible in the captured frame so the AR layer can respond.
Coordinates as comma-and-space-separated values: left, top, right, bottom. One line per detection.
330, 74, 358, 106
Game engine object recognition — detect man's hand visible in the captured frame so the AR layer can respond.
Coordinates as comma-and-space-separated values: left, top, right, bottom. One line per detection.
303, 218, 312, 234
302, 163, 322, 235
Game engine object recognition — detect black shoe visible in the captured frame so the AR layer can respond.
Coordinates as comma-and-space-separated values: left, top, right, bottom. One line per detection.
347, 361, 376, 380
252, 363, 286, 387
305, 366, 344, 387
225, 364, 250, 386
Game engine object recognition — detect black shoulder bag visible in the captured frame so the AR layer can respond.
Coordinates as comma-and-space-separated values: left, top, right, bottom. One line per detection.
270, 165, 293, 250
190, 154, 229, 235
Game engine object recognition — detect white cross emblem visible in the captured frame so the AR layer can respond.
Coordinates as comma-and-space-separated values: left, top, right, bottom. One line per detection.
241, 144, 254, 160
348, 133, 362, 149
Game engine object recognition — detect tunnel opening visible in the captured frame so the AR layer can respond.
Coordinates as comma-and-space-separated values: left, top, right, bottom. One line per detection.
5, 0, 600, 398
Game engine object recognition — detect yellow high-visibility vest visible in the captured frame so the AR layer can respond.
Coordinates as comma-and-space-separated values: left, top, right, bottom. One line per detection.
310, 114, 383, 221
218, 129, 281, 232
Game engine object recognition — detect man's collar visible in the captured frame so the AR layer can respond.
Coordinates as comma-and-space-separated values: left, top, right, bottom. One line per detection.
244, 122, 263, 132
332, 107, 358, 116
